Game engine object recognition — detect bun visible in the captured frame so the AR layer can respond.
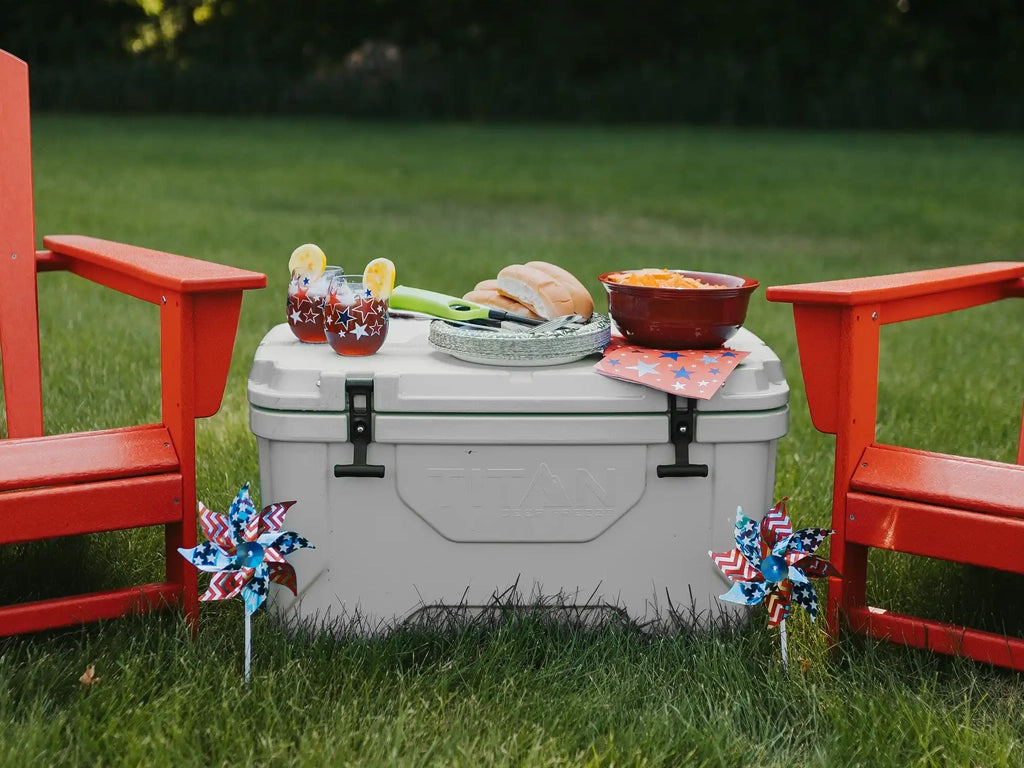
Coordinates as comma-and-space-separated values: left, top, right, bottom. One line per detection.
463, 288, 543, 320
496, 264, 576, 320
524, 261, 594, 319
473, 278, 500, 292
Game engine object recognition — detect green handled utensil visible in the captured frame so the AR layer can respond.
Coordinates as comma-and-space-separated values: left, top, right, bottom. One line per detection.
390, 285, 545, 326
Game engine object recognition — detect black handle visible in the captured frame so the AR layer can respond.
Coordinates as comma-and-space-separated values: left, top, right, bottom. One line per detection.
656, 463, 709, 478
334, 462, 385, 478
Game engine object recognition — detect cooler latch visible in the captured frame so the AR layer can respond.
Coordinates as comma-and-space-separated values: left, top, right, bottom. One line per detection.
657, 396, 709, 478
333, 378, 386, 479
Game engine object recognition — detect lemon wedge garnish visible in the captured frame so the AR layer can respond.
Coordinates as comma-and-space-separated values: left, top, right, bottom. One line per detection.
363, 257, 396, 299
288, 243, 327, 279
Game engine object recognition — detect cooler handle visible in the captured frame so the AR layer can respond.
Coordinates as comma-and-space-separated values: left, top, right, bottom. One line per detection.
334, 462, 385, 479
657, 463, 709, 478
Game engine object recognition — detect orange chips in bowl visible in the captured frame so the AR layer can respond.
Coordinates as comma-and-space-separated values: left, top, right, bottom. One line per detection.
604, 269, 726, 289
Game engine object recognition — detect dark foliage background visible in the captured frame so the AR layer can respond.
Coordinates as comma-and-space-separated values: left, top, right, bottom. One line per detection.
2, 0, 1022, 128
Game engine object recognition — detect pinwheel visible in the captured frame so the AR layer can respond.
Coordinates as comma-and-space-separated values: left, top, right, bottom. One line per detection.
709, 499, 838, 665
178, 483, 313, 680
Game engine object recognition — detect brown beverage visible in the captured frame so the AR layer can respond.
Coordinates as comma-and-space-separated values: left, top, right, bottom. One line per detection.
324, 278, 389, 356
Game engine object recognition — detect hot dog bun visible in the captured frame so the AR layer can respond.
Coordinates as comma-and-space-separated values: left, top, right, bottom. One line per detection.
496, 264, 576, 320
524, 261, 594, 319
462, 288, 543, 320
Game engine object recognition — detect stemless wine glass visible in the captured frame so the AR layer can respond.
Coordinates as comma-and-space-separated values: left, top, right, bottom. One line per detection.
287, 266, 342, 343
324, 274, 389, 356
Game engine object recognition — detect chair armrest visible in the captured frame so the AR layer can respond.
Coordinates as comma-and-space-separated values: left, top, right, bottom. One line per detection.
766, 262, 1024, 323
766, 262, 1024, 440
42, 234, 266, 419
42, 235, 266, 302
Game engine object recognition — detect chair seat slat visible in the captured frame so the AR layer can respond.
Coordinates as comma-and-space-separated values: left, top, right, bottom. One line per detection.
851, 444, 1024, 519
0, 425, 179, 492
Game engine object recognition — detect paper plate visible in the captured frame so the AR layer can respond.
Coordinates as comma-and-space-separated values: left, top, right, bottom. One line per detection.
428, 314, 612, 367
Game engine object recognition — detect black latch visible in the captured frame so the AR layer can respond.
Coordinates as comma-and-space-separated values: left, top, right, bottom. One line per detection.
333, 378, 386, 478
656, 395, 709, 478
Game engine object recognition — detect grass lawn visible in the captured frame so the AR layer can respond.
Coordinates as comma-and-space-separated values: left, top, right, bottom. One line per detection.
2, 116, 1023, 766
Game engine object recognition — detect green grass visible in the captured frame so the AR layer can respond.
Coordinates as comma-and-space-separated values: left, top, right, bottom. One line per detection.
2, 117, 1024, 766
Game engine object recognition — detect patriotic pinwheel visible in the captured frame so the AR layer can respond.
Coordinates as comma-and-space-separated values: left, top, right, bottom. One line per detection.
178, 483, 313, 680
709, 499, 838, 664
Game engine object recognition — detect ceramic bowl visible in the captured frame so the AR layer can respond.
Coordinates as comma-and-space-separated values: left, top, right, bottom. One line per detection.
598, 269, 759, 349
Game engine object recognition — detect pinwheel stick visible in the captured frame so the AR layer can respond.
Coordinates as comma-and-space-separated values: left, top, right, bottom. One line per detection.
243, 610, 251, 684
779, 618, 788, 668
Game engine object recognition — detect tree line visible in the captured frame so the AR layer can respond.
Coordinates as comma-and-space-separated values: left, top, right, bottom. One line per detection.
2, 0, 1022, 129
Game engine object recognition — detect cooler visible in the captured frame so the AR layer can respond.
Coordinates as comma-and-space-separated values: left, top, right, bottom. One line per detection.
247, 318, 789, 633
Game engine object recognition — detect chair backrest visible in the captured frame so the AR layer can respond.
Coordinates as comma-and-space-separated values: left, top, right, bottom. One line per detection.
0, 49, 44, 439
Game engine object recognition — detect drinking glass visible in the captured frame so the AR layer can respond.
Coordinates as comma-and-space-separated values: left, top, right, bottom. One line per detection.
287, 267, 342, 343
324, 275, 389, 356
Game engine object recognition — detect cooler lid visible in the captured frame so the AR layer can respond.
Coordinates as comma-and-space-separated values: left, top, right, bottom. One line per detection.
247, 318, 788, 414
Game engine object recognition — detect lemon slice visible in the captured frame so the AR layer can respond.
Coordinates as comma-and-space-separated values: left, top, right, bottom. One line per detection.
288, 243, 327, 279
363, 257, 396, 299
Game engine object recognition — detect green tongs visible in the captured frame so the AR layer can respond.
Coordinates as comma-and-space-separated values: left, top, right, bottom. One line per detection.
389, 285, 545, 327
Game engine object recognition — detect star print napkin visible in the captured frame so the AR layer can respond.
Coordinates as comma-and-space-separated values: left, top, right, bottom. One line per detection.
594, 339, 750, 399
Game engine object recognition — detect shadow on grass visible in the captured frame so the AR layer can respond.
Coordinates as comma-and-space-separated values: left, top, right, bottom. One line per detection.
270, 576, 750, 645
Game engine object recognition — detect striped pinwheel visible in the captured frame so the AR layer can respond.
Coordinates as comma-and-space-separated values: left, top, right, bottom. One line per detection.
179, 483, 312, 615
709, 499, 838, 628
178, 483, 313, 680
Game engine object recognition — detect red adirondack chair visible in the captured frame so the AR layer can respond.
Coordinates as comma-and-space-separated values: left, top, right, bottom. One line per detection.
767, 263, 1024, 669
0, 49, 266, 635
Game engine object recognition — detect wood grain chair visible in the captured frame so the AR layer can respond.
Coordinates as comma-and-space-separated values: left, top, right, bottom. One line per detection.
767, 263, 1024, 669
0, 49, 266, 635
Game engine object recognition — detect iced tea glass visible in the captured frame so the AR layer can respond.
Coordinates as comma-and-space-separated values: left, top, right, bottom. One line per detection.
287, 267, 341, 343
324, 275, 389, 356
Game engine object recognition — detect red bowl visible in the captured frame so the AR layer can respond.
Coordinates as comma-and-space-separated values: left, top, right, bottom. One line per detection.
598, 269, 759, 349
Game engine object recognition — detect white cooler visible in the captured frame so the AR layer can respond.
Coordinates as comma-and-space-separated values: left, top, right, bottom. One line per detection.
247, 318, 789, 633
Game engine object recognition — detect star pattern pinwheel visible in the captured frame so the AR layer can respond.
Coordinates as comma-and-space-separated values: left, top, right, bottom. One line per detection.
709, 499, 839, 627
178, 483, 313, 614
